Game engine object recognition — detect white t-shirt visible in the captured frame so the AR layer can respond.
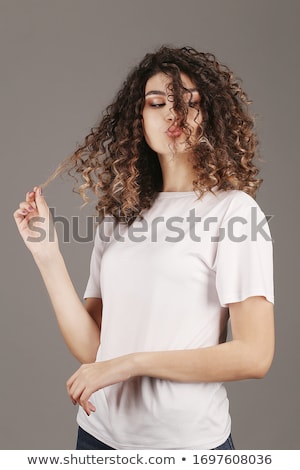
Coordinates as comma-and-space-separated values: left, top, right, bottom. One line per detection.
77, 189, 274, 449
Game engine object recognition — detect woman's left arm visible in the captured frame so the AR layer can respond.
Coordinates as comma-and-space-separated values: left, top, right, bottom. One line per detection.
67, 296, 274, 415
135, 295, 275, 383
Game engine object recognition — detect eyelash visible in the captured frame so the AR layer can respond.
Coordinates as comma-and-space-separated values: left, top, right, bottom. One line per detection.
188, 101, 200, 109
149, 102, 200, 109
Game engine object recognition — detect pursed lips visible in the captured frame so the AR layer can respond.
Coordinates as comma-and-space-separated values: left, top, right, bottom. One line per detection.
166, 125, 182, 138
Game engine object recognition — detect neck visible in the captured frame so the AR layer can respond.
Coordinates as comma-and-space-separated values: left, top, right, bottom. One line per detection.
157, 151, 195, 192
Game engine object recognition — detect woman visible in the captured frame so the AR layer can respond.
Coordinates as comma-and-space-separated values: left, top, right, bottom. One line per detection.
14, 46, 274, 450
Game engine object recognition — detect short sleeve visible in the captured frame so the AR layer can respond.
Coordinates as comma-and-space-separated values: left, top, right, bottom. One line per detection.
83, 225, 103, 299
215, 193, 274, 307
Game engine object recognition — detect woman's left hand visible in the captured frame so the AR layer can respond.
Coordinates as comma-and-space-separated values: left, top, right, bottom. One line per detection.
66, 356, 134, 415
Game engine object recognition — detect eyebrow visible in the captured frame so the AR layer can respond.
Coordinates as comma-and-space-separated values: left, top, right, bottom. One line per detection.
145, 87, 199, 97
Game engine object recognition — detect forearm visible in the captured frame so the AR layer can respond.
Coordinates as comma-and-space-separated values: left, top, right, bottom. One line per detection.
131, 339, 272, 383
66, 298, 274, 413
130, 297, 274, 384
34, 250, 100, 363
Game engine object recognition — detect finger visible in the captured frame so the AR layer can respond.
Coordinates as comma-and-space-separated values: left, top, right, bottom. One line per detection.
66, 363, 88, 387
67, 378, 92, 413
82, 400, 96, 416
68, 390, 78, 406
34, 186, 49, 217
87, 400, 96, 413
69, 395, 77, 406
66, 369, 80, 392
13, 208, 28, 225
79, 390, 95, 416
26, 191, 37, 210
68, 382, 85, 404
66, 373, 83, 403
66, 379, 77, 405
19, 201, 36, 213
14, 207, 29, 217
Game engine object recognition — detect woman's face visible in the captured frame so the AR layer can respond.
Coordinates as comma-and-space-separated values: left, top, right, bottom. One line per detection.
142, 72, 202, 156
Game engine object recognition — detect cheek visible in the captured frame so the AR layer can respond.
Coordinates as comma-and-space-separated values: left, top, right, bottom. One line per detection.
141, 115, 152, 146
141, 113, 163, 152
141, 111, 149, 132
142, 112, 158, 137
141, 118, 149, 141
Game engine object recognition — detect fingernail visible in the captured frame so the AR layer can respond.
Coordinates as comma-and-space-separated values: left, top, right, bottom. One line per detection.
39, 187, 43, 196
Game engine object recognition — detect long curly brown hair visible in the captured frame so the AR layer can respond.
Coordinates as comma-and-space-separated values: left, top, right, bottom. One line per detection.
44, 45, 262, 223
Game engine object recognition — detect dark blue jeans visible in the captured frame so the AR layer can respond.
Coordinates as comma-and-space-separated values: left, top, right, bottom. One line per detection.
212, 433, 235, 450
76, 426, 235, 450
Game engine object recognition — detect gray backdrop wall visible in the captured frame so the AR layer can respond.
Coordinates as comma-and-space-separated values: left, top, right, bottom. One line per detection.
1, 0, 299, 450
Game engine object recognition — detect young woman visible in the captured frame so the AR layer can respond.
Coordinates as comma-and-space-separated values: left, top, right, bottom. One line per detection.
14, 46, 274, 450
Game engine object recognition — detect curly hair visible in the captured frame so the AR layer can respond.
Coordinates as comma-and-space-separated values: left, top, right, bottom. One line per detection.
44, 45, 262, 223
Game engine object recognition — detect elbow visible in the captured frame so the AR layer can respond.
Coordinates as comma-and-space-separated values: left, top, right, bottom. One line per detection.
250, 365, 271, 380
77, 352, 98, 365
70, 340, 100, 365
248, 350, 274, 379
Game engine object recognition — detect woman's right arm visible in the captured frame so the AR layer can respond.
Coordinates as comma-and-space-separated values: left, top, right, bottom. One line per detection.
13, 187, 101, 364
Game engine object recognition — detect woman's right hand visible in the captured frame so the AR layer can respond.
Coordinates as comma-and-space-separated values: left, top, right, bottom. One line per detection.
13, 187, 59, 261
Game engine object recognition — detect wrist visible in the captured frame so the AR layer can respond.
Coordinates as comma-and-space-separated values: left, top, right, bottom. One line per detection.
129, 352, 148, 378
33, 247, 63, 268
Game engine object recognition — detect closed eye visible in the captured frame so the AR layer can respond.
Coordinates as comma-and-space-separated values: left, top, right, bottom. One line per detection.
149, 103, 165, 108
188, 101, 200, 109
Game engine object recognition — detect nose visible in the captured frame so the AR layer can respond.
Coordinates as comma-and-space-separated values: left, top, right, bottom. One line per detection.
165, 106, 177, 123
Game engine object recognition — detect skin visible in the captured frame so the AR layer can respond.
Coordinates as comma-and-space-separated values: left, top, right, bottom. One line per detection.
142, 72, 202, 191
14, 73, 275, 417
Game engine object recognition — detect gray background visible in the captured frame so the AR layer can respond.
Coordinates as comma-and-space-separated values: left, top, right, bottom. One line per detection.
0, 0, 299, 450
